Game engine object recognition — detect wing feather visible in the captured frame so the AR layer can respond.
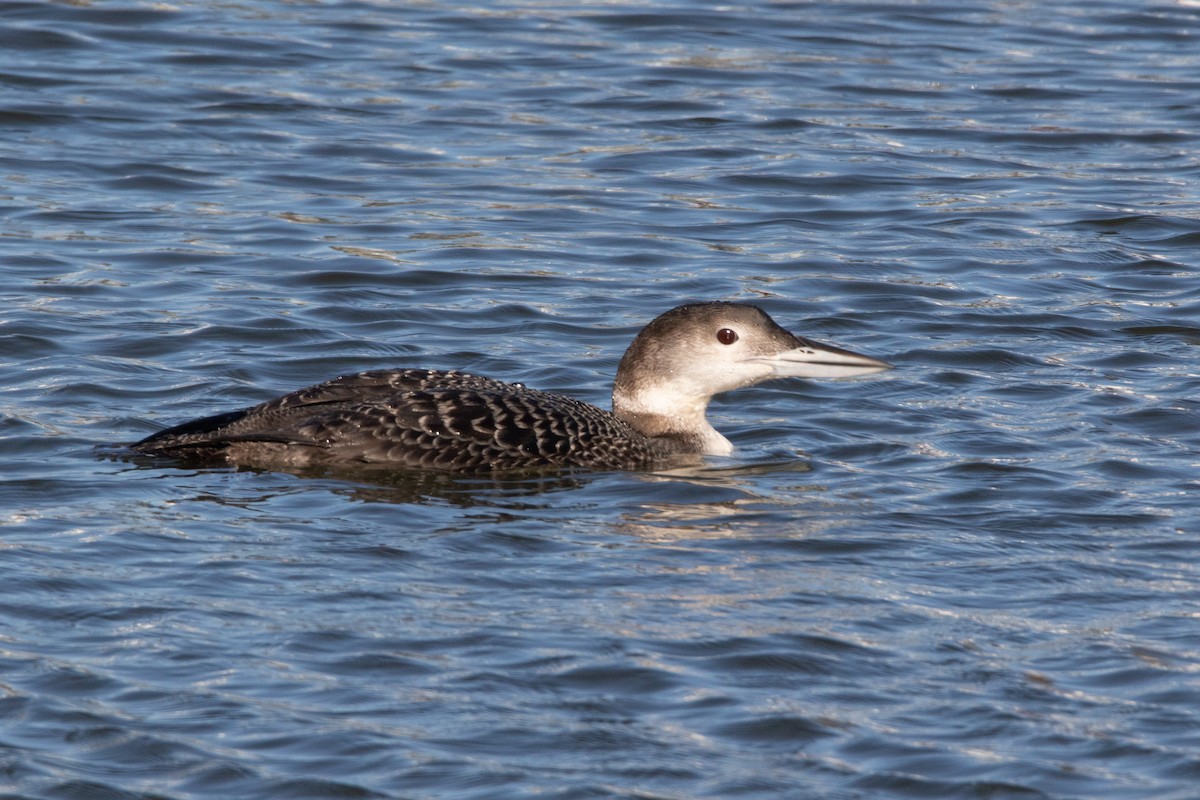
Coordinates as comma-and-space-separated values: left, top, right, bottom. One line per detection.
134, 369, 671, 471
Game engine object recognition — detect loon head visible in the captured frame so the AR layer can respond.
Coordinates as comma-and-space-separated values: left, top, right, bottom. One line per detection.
611, 302, 892, 455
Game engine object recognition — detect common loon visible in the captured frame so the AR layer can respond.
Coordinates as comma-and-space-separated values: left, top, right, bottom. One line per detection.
131, 302, 892, 473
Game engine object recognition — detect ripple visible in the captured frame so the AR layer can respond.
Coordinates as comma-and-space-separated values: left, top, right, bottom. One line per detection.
3, 1, 1200, 798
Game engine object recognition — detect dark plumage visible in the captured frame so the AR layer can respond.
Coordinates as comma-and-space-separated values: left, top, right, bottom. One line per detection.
135, 369, 675, 471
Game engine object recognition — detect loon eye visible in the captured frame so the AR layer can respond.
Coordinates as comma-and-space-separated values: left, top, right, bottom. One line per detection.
716, 328, 738, 345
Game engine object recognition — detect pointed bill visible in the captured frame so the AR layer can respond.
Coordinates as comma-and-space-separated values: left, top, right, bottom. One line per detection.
742, 337, 893, 379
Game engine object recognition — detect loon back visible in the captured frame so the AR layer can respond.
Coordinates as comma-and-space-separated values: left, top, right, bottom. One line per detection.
132, 369, 682, 472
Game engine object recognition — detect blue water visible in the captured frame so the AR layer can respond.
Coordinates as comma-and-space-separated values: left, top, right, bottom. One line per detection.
3, 1, 1200, 798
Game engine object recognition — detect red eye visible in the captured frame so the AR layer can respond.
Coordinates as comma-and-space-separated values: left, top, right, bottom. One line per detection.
717, 328, 738, 345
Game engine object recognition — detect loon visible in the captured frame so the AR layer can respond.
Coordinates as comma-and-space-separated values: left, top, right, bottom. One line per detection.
131, 302, 892, 473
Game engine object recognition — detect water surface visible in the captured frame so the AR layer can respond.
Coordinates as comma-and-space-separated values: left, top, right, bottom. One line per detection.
2, 1, 1199, 798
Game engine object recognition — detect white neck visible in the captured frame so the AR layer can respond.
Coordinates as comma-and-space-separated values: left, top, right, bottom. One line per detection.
613, 385, 734, 456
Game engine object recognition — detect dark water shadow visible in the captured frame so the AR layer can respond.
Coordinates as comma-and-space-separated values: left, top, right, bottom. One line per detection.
100, 443, 814, 508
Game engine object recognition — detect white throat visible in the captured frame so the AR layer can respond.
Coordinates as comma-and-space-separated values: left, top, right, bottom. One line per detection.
613, 385, 734, 456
